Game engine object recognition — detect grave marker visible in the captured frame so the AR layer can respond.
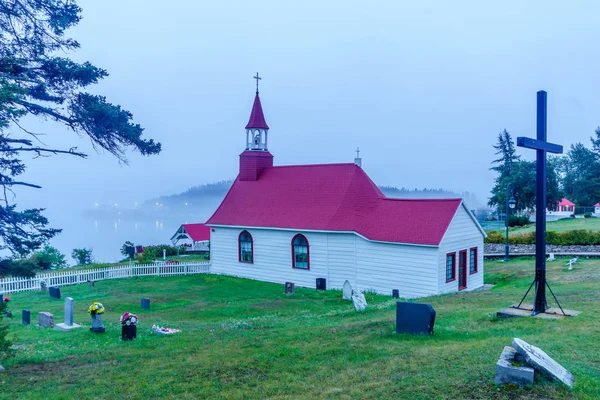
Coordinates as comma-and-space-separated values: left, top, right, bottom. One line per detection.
49, 286, 61, 299
284, 282, 295, 295
392, 289, 399, 299
316, 278, 326, 291
55, 297, 81, 331
351, 291, 367, 311
395, 302, 436, 335
342, 280, 353, 300
141, 298, 151, 310
495, 346, 535, 385
38, 312, 54, 328
22, 309, 30, 325
512, 338, 574, 388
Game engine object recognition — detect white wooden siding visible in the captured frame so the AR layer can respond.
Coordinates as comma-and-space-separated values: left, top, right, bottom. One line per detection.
437, 204, 485, 293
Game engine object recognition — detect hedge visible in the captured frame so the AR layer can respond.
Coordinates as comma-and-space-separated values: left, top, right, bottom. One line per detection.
485, 229, 600, 245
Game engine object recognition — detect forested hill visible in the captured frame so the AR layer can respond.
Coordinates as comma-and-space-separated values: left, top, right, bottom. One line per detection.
150, 181, 481, 209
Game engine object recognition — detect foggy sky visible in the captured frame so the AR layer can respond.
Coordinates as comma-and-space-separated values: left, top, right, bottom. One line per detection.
18, 1, 600, 214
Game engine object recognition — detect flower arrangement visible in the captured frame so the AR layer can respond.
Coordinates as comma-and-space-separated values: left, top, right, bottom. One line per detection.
152, 324, 181, 335
39, 280, 46, 287
120, 312, 138, 326
88, 302, 105, 315
2, 297, 9, 303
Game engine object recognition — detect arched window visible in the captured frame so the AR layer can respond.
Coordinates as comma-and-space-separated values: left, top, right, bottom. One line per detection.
239, 231, 253, 263
291, 234, 309, 269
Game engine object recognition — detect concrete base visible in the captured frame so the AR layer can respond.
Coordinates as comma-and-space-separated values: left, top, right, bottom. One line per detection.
55, 323, 81, 332
497, 304, 581, 320
495, 346, 534, 385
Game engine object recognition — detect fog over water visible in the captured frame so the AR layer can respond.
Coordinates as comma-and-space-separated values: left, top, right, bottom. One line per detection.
14, 1, 600, 262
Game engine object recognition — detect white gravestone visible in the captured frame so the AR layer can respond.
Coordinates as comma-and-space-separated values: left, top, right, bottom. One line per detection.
351, 290, 367, 311
55, 297, 81, 331
512, 338, 574, 388
342, 280, 353, 301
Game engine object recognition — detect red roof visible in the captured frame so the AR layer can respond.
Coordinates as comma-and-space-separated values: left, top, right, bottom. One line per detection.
245, 93, 269, 129
558, 198, 575, 207
206, 163, 465, 245
182, 223, 210, 242
595, 203, 600, 207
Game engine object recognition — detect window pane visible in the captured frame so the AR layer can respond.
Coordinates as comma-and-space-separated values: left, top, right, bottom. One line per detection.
294, 245, 308, 269
470, 249, 476, 273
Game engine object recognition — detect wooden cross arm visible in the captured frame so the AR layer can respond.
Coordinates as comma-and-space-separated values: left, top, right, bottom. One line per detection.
516, 137, 563, 154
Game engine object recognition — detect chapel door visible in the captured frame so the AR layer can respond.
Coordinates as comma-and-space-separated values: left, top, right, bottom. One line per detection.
458, 250, 467, 291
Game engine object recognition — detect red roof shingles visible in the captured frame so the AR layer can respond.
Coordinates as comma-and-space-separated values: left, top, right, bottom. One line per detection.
206, 163, 462, 245
182, 223, 210, 242
558, 198, 575, 207
245, 93, 269, 129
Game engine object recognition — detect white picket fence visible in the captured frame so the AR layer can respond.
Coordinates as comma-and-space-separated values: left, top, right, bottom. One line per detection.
0, 262, 211, 294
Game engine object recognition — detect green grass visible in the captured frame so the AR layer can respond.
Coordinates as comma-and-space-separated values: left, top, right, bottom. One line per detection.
504, 217, 600, 236
1, 259, 599, 399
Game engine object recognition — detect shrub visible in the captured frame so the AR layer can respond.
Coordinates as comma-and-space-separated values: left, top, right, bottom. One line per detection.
508, 215, 530, 227
31, 246, 67, 270
0, 300, 14, 361
485, 229, 600, 245
72, 248, 93, 265
120, 241, 135, 257
136, 248, 155, 264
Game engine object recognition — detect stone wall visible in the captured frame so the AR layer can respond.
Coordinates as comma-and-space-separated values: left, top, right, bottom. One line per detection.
484, 243, 600, 254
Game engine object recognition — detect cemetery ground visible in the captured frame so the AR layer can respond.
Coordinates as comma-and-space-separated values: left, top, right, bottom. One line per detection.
1, 260, 600, 399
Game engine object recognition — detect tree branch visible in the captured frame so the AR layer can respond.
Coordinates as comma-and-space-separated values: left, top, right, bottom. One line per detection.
0, 146, 88, 158
0, 181, 41, 189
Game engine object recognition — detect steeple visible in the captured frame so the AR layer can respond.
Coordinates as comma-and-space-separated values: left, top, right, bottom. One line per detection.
245, 72, 270, 150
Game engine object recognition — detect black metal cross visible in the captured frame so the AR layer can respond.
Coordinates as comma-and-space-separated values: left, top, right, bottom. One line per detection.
516, 90, 564, 315
253, 72, 261, 93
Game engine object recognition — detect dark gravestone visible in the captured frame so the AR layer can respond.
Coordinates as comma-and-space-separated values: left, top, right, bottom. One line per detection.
285, 282, 295, 295
316, 278, 326, 291
396, 302, 436, 335
88, 280, 95, 288
141, 298, 150, 310
122, 325, 137, 341
49, 287, 61, 299
22, 309, 30, 325
392, 289, 400, 299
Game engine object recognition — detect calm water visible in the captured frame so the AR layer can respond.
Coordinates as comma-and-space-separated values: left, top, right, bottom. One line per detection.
46, 206, 216, 264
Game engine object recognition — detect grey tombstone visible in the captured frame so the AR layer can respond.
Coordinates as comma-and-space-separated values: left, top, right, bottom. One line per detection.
38, 312, 54, 328
141, 298, 151, 310
284, 282, 295, 295
90, 314, 105, 333
512, 338, 574, 388
395, 302, 436, 335
351, 290, 367, 311
495, 346, 534, 385
342, 280, 353, 300
49, 286, 61, 299
55, 297, 81, 331
22, 309, 30, 325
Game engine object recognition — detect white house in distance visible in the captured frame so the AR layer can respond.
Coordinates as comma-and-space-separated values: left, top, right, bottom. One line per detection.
170, 223, 210, 252
206, 83, 486, 297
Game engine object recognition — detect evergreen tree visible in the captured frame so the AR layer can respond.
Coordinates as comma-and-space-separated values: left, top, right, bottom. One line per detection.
0, 1, 161, 276
560, 143, 600, 206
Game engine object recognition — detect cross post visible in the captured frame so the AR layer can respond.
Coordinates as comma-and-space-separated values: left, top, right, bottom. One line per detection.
253, 72, 261, 93
516, 90, 563, 315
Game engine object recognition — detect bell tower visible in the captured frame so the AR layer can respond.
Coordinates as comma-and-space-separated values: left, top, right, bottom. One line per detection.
239, 73, 274, 181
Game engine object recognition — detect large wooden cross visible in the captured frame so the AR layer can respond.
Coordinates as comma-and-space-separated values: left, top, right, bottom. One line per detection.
516, 90, 563, 315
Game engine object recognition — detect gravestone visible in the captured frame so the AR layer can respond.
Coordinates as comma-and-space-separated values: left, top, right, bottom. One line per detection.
90, 314, 105, 333
342, 280, 353, 300
88, 280, 95, 288
122, 325, 137, 341
38, 312, 54, 328
141, 298, 151, 310
316, 278, 326, 291
395, 302, 436, 335
512, 338, 574, 388
22, 309, 30, 325
55, 297, 81, 331
284, 282, 295, 295
351, 290, 367, 311
49, 286, 61, 299
392, 289, 399, 299
495, 346, 534, 385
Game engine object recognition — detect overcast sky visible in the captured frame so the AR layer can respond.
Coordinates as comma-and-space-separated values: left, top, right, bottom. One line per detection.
18, 0, 600, 213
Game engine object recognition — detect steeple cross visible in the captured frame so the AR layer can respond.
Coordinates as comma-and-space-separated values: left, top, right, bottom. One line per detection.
253, 72, 261, 93
356, 147, 360, 158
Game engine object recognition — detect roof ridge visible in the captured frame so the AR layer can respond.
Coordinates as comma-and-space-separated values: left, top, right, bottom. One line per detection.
272, 162, 357, 169
381, 198, 463, 202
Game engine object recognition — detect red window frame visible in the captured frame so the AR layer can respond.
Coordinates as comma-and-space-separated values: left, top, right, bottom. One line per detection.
291, 234, 310, 270
469, 247, 478, 274
445, 252, 456, 282
238, 230, 253, 264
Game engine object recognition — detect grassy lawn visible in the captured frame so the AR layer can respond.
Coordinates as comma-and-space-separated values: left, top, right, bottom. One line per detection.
1, 260, 599, 399
487, 217, 600, 236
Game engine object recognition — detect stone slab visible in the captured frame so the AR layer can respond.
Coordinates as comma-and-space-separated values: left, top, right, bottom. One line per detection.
55, 322, 81, 332
22, 309, 30, 325
396, 302, 436, 335
49, 286, 61, 299
38, 312, 54, 328
284, 282, 294, 294
342, 280, 352, 300
351, 291, 367, 311
316, 278, 326, 291
497, 304, 581, 320
512, 338, 574, 388
141, 298, 151, 310
495, 346, 534, 385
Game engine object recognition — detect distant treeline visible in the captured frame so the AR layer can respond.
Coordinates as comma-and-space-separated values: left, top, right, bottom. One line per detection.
150, 181, 480, 208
